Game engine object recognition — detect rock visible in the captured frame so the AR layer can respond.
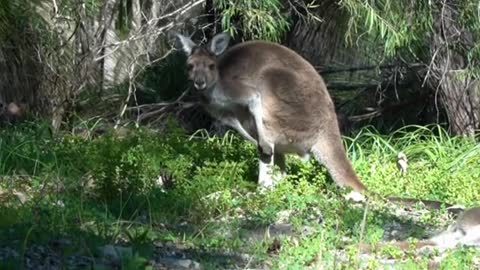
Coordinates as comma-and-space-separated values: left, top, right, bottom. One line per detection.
49, 238, 72, 250
301, 225, 317, 237
0, 247, 20, 260
98, 244, 133, 262
157, 258, 201, 269
13, 190, 29, 204
276, 210, 292, 223
344, 191, 366, 203
25, 245, 61, 270
242, 223, 297, 245
268, 223, 294, 238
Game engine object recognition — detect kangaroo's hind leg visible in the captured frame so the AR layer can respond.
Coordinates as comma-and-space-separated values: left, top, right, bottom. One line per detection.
258, 146, 276, 189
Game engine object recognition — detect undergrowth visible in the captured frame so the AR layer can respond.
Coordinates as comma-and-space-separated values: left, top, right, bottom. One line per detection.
0, 121, 478, 269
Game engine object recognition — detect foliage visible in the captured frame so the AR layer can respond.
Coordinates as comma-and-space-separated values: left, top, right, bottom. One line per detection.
339, 0, 480, 75
340, 0, 428, 57
215, 0, 291, 42
0, 0, 45, 39
55, 0, 102, 18
1, 0, 193, 128
136, 52, 190, 104
346, 125, 480, 203
0, 122, 479, 268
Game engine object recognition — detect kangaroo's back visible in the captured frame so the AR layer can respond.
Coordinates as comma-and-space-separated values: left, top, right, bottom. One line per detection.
219, 41, 320, 77
218, 41, 329, 99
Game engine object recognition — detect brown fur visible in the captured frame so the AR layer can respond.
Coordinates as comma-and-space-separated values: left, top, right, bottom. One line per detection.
178, 33, 366, 192
216, 41, 332, 148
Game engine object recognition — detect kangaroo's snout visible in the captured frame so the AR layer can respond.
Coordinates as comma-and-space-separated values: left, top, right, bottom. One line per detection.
194, 79, 207, 90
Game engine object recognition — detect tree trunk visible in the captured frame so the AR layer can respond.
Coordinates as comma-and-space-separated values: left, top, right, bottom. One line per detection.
285, 1, 347, 67
436, 74, 479, 136
429, 1, 480, 136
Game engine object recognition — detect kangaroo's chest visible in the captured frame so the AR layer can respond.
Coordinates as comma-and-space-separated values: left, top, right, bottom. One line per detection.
204, 100, 254, 129
207, 85, 237, 108
201, 91, 258, 140
202, 85, 242, 118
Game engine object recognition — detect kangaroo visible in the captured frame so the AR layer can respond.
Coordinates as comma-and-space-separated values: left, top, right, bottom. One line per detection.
358, 207, 480, 254
176, 32, 366, 192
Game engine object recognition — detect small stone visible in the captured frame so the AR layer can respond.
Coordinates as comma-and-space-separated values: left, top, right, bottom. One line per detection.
0, 247, 20, 260
13, 190, 29, 204
344, 191, 366, 203
301, 226, 316, 237
49, 238, 72, 249
98, 245, 132, 261
276, 210, 292, 224
268, 223, 294, 238
158, 258, 201, 269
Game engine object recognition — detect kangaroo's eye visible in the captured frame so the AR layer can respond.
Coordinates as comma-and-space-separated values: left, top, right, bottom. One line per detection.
208, 64, 215, 70
186, 64, 194, 71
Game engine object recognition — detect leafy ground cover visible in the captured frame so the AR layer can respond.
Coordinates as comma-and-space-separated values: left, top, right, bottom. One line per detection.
0, 121, 479, 269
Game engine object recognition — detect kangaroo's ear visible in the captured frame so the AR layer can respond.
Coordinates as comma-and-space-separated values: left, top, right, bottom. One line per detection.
208, 32, 230, 56
176, 33, 196, 55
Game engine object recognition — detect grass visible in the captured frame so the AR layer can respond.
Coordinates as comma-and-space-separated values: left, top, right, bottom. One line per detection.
0, 121, 479, 269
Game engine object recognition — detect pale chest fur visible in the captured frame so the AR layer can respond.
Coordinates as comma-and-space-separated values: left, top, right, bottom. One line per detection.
208, 84, 238, 108
202, 85, 259, 143
203, 84, 242, 117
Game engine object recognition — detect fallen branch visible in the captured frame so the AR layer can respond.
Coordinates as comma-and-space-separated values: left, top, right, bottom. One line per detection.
125, 89, 197, 123
347, 93, 431, 122
317, 63, 423, 75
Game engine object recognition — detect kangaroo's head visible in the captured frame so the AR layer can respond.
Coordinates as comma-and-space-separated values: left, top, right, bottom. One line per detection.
176, 32, 230, 91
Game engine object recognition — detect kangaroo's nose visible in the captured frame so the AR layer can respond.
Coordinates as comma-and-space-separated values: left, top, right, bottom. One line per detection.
194, 80, 207, 90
